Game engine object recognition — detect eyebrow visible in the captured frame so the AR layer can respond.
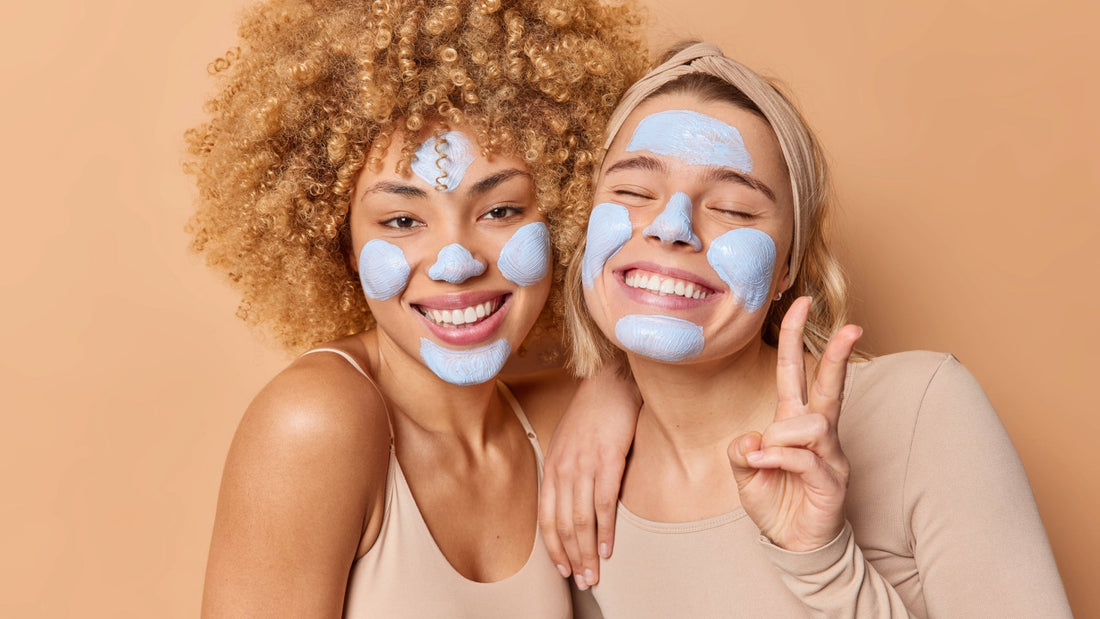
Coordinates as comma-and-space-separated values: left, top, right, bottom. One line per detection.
701, 167, 777, 203
467, 168, 531, 196
603, 155, 669, 176
360, 181, 428, 199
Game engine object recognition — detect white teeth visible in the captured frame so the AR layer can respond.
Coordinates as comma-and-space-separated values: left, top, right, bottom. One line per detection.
422, 300, 499, 327
625, 271, 709, 300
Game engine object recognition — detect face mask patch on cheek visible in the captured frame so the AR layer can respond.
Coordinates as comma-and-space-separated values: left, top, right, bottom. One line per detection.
359, 239, 411, 300
627, 109, 753, 172
643, 192, 702, 250
420, 338, 511, 386
614, 314, 704, 362
497, 222, 551, 287
706, 228, 776, 313
582, 202, 633, 287
410, 131, 476, 192
429, 243, 486, 284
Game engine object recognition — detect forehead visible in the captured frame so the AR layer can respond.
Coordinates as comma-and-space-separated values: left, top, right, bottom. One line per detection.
606, 93, 777, 165
366, 123, 529, 184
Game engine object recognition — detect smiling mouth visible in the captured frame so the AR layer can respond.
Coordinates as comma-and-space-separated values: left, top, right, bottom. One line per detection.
623, 269, 715, 300
415, 295, 507, 327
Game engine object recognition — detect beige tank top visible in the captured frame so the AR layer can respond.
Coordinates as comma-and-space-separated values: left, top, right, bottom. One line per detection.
303, 349, 571, 618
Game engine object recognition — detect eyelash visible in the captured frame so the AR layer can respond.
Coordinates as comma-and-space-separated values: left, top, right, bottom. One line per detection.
480, 205, 524, 220
381, 215, 423, 229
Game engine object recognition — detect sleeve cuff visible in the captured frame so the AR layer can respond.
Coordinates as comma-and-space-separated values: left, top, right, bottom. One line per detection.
758, 521, 854, 577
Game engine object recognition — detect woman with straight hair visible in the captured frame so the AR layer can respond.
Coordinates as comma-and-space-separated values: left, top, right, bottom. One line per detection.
540, 42, 1071, 617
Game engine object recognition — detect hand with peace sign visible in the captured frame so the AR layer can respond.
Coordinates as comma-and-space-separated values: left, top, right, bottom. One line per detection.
727, 296, 863, 552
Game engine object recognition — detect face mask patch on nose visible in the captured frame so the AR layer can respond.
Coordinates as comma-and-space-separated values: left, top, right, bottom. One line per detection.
614, 314, 704, 362
411, 131, 476, 192
429, 243, 486, 284
706, 228, 776, 312
498, 222, 551, 287
582, 202, 633, 287
420, 337, 511, 386
643, 192, 702, 250
359, 239, 411, 300
627, 109, 753, 172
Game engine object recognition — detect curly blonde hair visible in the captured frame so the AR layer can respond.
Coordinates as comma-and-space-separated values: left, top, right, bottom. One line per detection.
185, 0, 645, 352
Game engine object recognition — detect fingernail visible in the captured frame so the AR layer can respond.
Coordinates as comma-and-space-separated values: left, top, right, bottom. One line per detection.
557, 564, 570, 578
747, 450, 764, 463
585, 569, 596, 586
599, 542, 610, 558
574, 574, 588, 590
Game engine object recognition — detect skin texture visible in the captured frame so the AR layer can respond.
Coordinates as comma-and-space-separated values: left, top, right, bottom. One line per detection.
204, 127, 562, 615
540, 93, 861, 589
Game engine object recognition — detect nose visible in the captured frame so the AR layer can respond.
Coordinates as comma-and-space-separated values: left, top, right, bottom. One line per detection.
428, 243, 487, 283
643, 192, 702, 251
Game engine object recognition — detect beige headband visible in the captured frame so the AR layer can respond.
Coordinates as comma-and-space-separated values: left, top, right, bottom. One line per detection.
602, 42, 817, 287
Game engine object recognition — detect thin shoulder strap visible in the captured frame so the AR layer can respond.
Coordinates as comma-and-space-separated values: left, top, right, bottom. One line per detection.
301, 348, 395, 443
495, 381, 544, 470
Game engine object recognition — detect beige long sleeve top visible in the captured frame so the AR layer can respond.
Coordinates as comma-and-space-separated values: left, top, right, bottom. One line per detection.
587, 352, 1071, 618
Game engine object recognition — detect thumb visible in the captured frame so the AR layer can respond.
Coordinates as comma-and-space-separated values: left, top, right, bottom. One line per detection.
727, 432, 763, 489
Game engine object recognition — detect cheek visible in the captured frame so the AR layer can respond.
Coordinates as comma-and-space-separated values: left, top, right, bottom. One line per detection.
705, 228, 776, 313
582, 202, 633, 287
497, 222, 551, 287
359, 239, 411, 300
614, 314, 704, 362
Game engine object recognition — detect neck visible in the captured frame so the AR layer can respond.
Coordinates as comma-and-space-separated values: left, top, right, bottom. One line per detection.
629, 337, 778, 457
366, 330, 507, 447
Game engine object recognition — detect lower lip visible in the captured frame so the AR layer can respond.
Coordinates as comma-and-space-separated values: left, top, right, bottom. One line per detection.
417, 296, 512, 346
615, 272, 719, 311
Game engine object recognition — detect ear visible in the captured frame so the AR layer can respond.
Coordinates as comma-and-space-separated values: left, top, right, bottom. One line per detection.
775, 256, 792, 294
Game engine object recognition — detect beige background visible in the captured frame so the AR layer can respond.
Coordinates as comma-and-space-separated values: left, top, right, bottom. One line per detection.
1, 0, 1095, 616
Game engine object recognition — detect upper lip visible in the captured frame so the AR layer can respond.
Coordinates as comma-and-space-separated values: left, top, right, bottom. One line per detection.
409, 289, 511, 311
614, 261, 722, 294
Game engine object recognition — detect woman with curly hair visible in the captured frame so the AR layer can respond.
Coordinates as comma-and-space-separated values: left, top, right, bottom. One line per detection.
186, 0, 644, 615
540, 42, 1071, 617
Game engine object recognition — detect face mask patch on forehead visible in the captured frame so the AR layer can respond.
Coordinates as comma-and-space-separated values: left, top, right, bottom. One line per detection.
429, 243, 486, 284
627, 109, 753, 172
420, 337, 511, 386
582, 202, 633, 287
411, 131, 476, 192
498, 222, 551, 287
706, 228, 776, 313
614, 314, 704, 362
359, 239, 411, 300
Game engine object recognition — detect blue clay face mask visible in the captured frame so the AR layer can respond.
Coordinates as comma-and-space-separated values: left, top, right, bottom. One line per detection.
643, 192, 702, 250
626, 109, 753, 172
410, 131, 476, 192
582, 202, 633, 287
428, 243, 486, 284
359, 239, 411, 300
497, 222, 551, 287
614, 314, 705, 362
706, 228, 776, 313
420, 338, 511, 386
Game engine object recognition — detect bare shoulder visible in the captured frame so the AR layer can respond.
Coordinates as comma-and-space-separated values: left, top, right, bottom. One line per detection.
203, 346, 391, 616
504, 368, 579, 446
